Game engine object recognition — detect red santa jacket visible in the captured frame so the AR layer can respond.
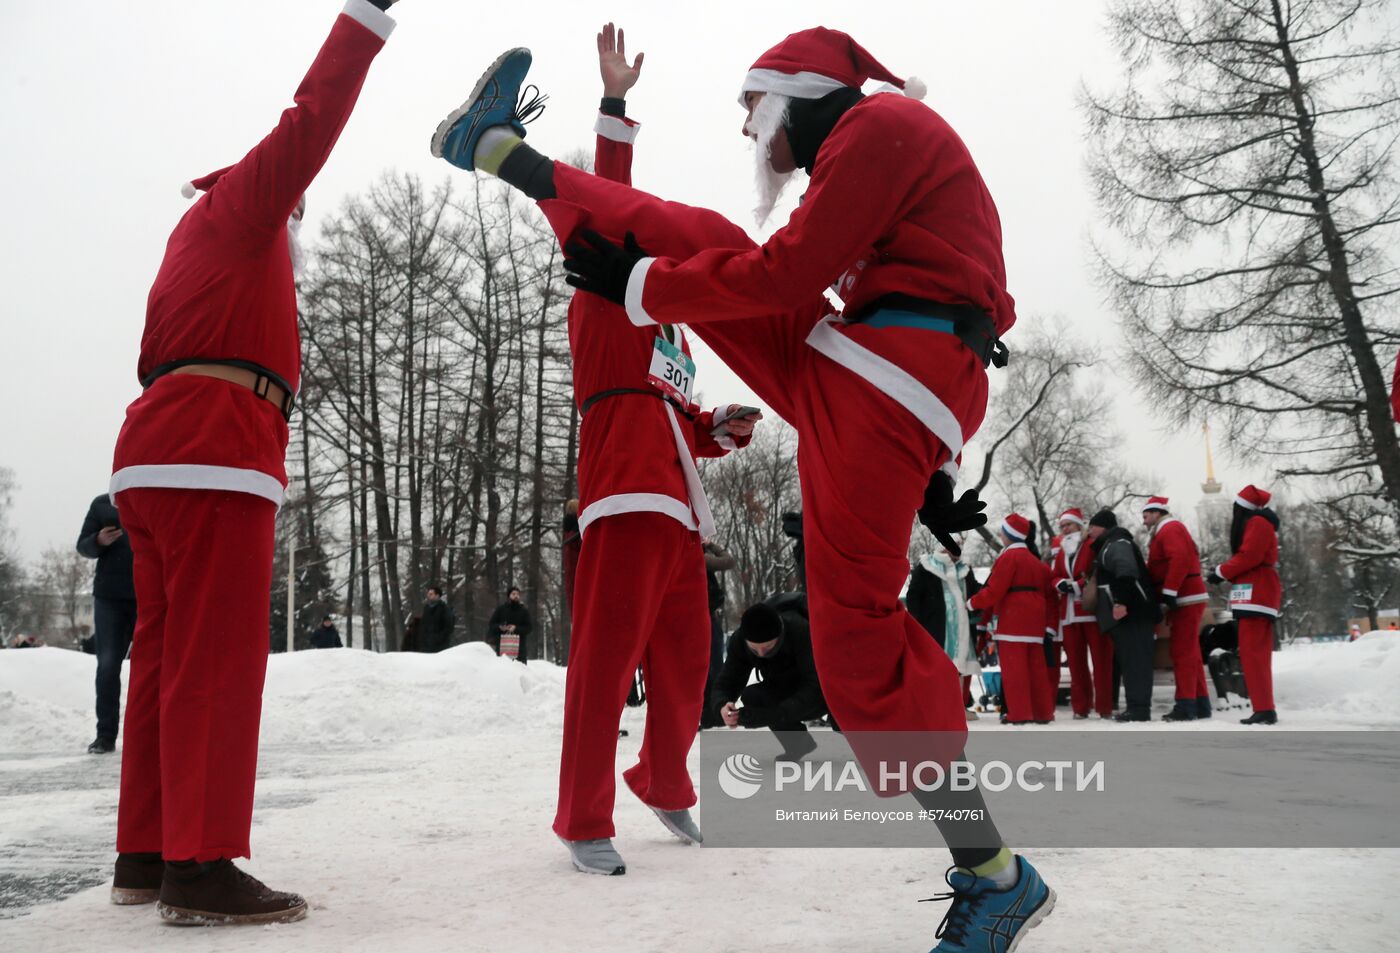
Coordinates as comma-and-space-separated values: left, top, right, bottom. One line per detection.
570, 111, 747, 538
968, 543, 1057, 642
1049, 532, 1096, 627
615, 93, 1012, 468
111, 1, 395, 505
1147, 517, 1209, 607
1217, 515, 1282, 619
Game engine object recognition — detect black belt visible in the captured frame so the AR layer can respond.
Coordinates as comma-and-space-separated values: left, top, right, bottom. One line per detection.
1008, 586, 1040, 593
848, 294, 1009, 369
141, 358, 297, 421
579, 387, 696, 420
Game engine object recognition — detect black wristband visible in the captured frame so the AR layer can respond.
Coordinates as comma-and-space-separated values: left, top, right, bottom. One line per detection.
368, 0, 394, 11
600, 96, 627, 118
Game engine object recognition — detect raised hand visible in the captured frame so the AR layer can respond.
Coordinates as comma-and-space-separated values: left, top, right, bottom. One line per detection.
598, 22, 644, 99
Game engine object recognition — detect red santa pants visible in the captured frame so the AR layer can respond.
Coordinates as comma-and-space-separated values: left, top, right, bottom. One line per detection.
997, 639, 1053, 722
554, 511, 709, 840
1237, 616, 1276, 712
1166, 603, 1209, 700
540, 166, 981, 775
113, 487, 276, 861
1061, 622, 1097, 716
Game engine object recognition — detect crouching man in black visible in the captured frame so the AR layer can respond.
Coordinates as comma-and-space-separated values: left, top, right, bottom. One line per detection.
710, 593, 827, 762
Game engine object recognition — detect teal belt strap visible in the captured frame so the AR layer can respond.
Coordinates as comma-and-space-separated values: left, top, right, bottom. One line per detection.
859, 309, 958, 334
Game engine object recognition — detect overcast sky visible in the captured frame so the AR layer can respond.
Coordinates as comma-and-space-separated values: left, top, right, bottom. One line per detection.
1, 0, 1275, 562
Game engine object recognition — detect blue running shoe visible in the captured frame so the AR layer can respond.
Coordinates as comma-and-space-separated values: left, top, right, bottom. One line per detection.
431, 47, 547, 170
926, 856, 1055, 952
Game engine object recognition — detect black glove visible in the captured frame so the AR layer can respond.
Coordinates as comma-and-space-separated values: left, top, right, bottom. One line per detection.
563, 229, 647, 307
1161, 592, 1179, 610
781, 511, 804, 540
1205, 570, 1223, 585
1056, 579, 1075, 595
916, 471, 987, 560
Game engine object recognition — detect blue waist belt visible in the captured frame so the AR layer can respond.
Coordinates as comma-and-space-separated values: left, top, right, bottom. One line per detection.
849, 295, 1009, 369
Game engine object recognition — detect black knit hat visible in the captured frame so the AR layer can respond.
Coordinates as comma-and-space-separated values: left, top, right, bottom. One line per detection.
1089, 509, 1118, 529
736, 602, 785, 644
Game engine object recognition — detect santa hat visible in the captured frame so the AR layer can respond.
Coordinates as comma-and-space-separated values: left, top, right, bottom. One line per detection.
1001, 513, 1031, 541
1142, 495, 1170, 514
179, 165, 234, 200
1235, 485, 1271, 510
1058, 507, 1086, 527
738, 27, 926, 106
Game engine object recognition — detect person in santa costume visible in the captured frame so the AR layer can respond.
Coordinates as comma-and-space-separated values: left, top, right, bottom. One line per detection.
1141, 496, 1213, 722
1206, 485, 1282, 725
105, 0, 400, 924
969, 515, 1057, 725
429, 25, 1054, 951
551, 24, 760, 876
1050, 507, 1112, 719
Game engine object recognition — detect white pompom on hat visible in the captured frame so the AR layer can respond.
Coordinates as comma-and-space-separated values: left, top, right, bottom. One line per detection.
738, 27, 926, 105
179, 165, 233, 200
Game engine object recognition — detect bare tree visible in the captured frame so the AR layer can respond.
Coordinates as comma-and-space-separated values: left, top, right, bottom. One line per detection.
1083, 0, 1400, 551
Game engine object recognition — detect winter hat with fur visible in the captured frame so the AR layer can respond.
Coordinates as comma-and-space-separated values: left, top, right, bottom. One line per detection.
738, 27, 926, 105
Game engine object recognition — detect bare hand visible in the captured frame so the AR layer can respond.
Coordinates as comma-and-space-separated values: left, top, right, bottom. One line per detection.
96, 527, 124, 546
598, 22, 644, 99
1112, 605, 1128, 621
723, 404, 763, 438
721, 702, 741, 727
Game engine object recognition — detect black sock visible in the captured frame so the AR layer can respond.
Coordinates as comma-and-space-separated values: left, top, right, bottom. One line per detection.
909, 756, 1006, 871
497, 143, 557, 201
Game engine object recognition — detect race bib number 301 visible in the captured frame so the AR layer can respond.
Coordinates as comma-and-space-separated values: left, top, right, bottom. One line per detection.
648, 335, 695, 406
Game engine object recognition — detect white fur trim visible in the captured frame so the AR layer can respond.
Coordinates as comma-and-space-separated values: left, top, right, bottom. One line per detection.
710, 407, 740, 452
902, 76, 927, 100
624, 257, 658, 327
578, 493, 697, 536
180, 182, 196, 199
341, 0, 395, 42
665, 403, 716, 539
939, 459, 960, 482
1176, 593, 1210, 606
1000, 518, 1026, 541
1059, 511, 1086, 527
1161, 588, 1178, 597
993, 634, 1045, 644
805, 318, 964, 459
594, 114, 640, 144
1215, 564, 1230, 583
110, 465, 284, 506
738, 68, 846, 106
1234, 494, 1260, 510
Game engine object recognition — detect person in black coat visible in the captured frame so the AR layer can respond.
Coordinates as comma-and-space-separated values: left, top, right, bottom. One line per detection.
418, 586, 456, 654
309, 615, 343, 649
1086, 510, 1161, 722
76, 493, 137, 754
710, 593, 827, 761
487, 586, 533, 662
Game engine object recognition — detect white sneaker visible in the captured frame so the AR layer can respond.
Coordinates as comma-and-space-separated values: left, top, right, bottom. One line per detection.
558, 836, 626, 875
649, 806, 702, 845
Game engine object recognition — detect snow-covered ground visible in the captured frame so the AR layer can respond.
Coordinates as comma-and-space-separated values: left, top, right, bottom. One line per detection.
1, 638, 1397, 951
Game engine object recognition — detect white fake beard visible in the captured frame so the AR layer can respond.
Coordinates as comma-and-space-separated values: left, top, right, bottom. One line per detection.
748, 92, 795, 227
287, 217, 307, 279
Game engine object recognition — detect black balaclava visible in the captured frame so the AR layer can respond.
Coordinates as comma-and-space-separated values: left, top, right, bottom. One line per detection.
784, 87, 865, 174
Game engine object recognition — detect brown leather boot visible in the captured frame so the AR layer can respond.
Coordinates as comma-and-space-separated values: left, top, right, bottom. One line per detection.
156, 859, 307, 926
111, 852, 163, 905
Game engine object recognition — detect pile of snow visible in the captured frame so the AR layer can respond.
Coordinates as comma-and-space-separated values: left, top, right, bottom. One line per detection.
0, 644, 567, 756
1273, 635, 1400, 726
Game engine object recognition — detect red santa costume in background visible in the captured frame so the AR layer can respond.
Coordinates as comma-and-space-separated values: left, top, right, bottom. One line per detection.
1143, 496, 1211, 706
969, 515, 1057, 723
108, 1, 395, 862
541, 28, 1015, 776
552, 108, 750, 841
1215, 485, 1282, 715
1050, 508, 1111, 717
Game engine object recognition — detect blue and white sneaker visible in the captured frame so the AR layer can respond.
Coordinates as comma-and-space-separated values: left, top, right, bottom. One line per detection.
927, 856, 1055, 952
430, 47, 547, 170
